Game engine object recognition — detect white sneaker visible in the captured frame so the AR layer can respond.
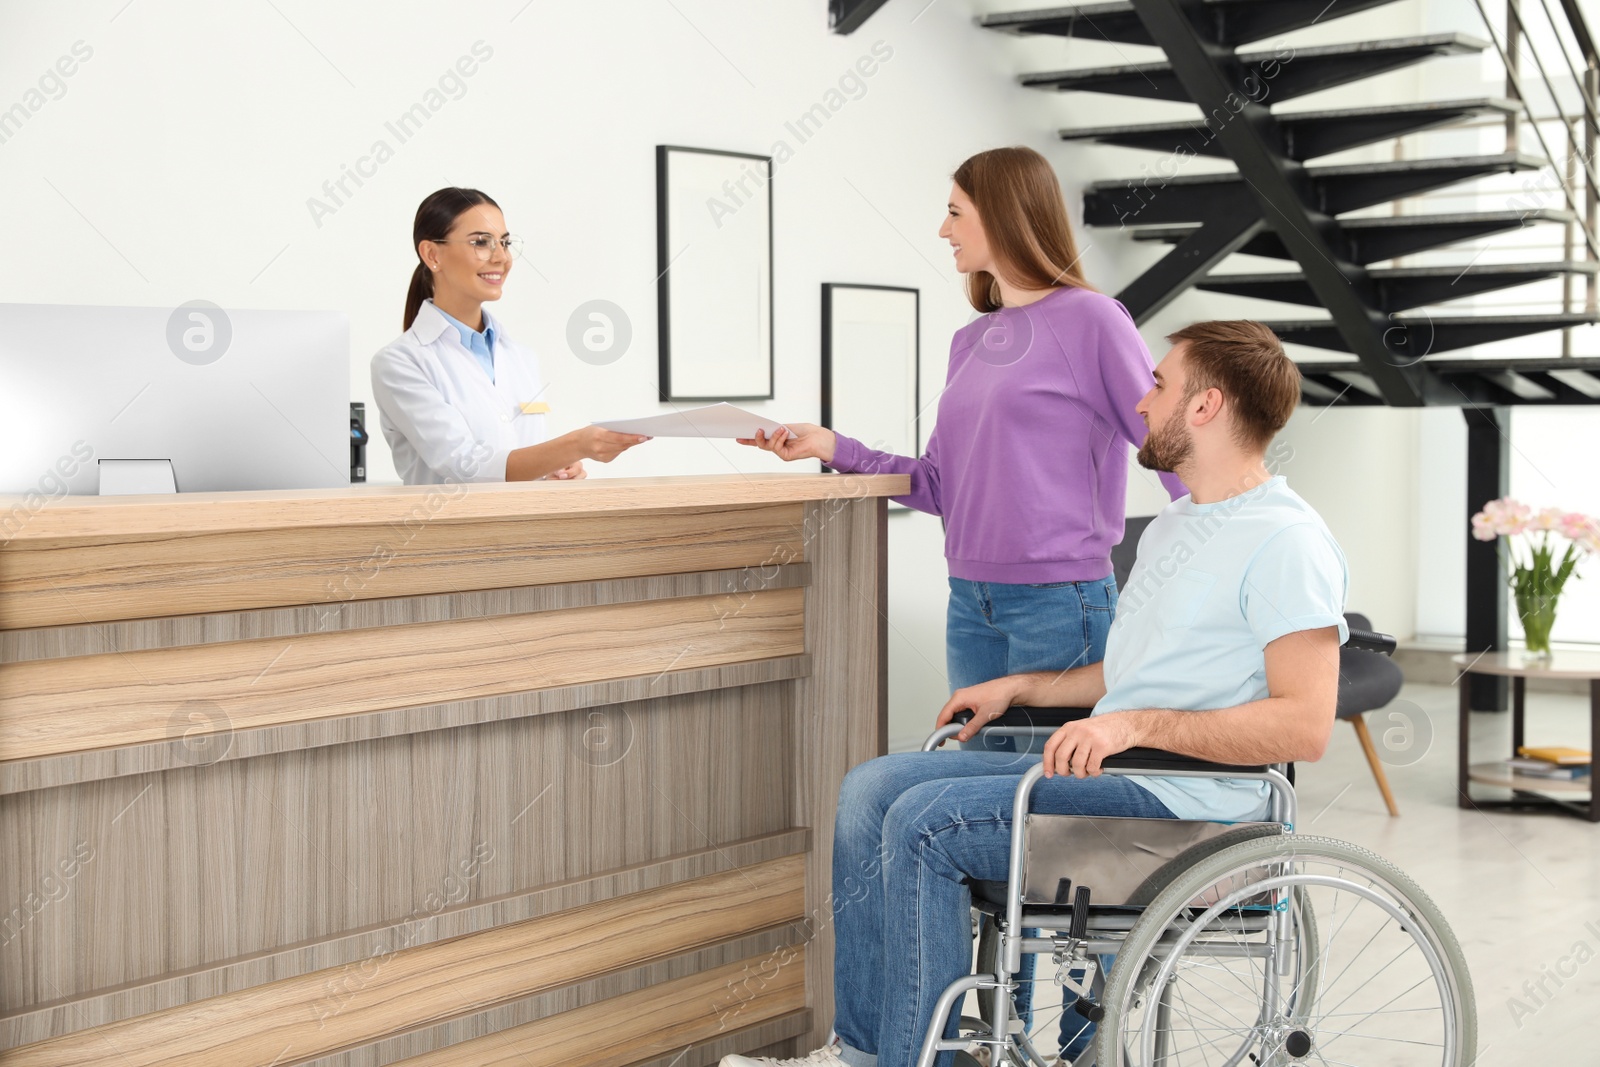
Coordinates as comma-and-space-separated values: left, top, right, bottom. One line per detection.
721, 1045, 850, 1067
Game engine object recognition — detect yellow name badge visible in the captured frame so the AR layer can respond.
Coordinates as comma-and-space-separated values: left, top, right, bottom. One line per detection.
520, 401, 550, 415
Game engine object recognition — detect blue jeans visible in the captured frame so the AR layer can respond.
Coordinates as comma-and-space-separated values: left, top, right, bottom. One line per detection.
831, 751, 1175, 1067
944, 575, 1118, 1055
946, 576, 1118, 755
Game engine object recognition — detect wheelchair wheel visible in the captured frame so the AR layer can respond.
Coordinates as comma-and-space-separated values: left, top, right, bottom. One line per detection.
1095, 834, 1474, 1067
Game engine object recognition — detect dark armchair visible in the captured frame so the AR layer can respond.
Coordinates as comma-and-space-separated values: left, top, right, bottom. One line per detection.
1336, 611, 1405, 816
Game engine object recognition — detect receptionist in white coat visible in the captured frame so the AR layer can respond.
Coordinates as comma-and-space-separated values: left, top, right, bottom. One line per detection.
372, 187, 648, 484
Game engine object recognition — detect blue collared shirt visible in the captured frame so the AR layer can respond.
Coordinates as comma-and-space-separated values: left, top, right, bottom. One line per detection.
432, 304, 496, 383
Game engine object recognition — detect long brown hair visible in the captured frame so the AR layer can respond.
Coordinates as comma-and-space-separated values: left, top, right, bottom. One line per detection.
952, 147, 1094, 312
403, 187, 500, 330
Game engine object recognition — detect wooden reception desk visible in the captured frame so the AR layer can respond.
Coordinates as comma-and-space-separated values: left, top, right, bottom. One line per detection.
0, 472, 906, 1066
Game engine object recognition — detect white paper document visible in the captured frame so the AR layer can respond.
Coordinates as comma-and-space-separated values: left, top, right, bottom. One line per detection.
593, 402, 786, 439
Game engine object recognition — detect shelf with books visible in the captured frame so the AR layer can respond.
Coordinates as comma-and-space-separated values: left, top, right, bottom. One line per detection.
1454, 652, 1600, 822
1469, 762, 1593, 795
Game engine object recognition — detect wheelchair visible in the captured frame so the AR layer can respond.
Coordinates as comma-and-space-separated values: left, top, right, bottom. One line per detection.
913, 626, 1476, 1067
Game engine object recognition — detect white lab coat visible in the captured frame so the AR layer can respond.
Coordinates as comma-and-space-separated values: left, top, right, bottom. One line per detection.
370, 300, 549, 485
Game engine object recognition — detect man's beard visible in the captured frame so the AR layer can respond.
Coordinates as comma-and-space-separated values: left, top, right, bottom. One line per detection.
1137, 408, 1193, 473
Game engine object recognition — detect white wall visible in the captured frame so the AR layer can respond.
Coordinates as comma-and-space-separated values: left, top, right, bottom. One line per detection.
1415, 408, 1469, 639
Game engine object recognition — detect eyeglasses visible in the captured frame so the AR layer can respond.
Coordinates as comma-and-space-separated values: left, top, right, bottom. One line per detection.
429, 234, 524, 261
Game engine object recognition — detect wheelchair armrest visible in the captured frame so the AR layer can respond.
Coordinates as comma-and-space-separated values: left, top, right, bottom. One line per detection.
947, 709, 1285, 778
1344, 627, 1396, 656
1100, 747, 1273, 775
950, 707, 1092, 732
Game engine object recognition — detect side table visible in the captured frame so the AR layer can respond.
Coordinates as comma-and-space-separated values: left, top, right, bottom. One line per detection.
1454, 651, 1600, 821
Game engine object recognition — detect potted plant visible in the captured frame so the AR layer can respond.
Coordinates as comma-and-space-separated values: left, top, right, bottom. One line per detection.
1471, 498, 1599, 660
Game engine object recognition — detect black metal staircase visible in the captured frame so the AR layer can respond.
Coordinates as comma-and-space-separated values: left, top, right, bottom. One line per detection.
979, 0, 1600, 411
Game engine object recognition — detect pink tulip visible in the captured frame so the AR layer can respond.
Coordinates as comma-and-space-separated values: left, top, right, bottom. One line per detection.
1573, 518, 1600, 556
1472, 496, 1532, 537
1558, 511, 1594, 541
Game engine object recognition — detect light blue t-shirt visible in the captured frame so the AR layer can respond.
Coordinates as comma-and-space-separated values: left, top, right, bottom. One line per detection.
1095, 476, 1349, 822
433, 303, 497, 383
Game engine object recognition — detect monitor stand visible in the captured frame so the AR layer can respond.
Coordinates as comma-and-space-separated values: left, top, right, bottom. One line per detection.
99, 459, 177, 495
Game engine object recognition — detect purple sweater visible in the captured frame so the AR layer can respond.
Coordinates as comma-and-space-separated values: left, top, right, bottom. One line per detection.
832, 286, 1185, 584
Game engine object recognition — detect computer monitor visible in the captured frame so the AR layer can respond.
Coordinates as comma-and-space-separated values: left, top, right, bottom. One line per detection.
0, 302, 349, 495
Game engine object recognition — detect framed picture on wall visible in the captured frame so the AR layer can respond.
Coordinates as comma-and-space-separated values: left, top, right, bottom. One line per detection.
821, 283, 919, 508
655, 145, 774, 401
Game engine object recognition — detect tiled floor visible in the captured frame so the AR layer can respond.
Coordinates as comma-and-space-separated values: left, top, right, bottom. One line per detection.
1292, 682, 1600, 1064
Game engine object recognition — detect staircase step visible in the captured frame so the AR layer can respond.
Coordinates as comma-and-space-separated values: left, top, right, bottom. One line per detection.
1198, 261, 1599, 312
1295, 366, 1390, 404
1021, 33, 1486, 103
1129, 208, 1577, 262
1296, 356, 1600, 405
1060, 98, 1517, 161
1431, 356, 1600, 403
1266, 312, 1600, 356
981, 0, 1403, 47
1084, 153, 1543, 226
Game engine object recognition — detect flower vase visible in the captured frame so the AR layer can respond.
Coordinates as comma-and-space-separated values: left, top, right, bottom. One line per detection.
1515, 588, 1557, 663
1473, 497, 1597, 665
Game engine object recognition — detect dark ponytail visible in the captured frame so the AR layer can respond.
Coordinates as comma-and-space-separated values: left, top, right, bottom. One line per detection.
402, 187, 501, 330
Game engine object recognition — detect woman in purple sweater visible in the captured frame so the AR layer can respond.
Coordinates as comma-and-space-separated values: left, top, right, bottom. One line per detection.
748, 146, 1182, 748
746, 145, 1183, 1060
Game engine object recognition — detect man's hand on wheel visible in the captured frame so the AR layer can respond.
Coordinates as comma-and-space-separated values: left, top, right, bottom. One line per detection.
935, 677, 1024, 743
1042, 712, 1144, 779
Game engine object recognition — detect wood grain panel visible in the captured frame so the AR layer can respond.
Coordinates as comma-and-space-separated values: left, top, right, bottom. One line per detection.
0, 830, 808, 1045
389, 951, 807, 1067
0, 655, 808, 796
1, 563, 810, 664
273, 930, 808, 1067
0, 473, 909, 542
794, 496, 890, 1049
0, 588, 802, 761
3, 686, 797, 1016
0, 502, 805, 630
1, 854, 805, 1067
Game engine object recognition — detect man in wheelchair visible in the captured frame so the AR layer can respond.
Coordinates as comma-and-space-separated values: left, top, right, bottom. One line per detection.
728, 319, 1352, 1067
